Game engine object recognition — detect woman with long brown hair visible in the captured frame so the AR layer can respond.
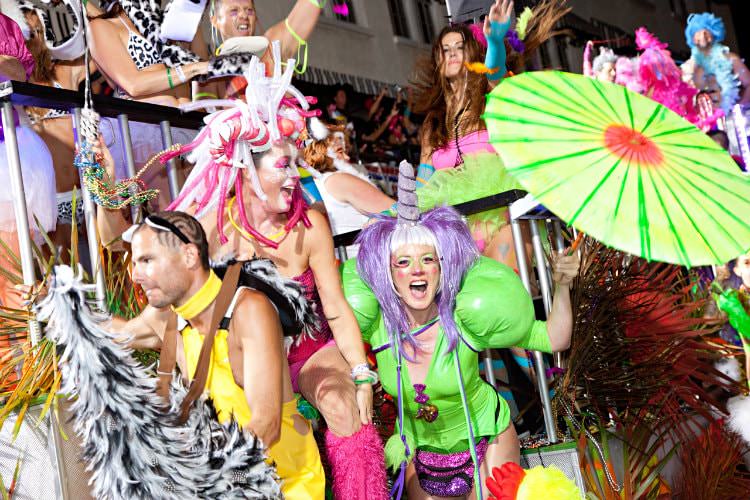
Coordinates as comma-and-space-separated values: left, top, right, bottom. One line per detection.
413, 0, 568, 270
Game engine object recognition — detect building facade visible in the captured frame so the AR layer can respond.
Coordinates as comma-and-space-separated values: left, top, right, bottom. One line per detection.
255, 0, 447, 95
35, 1, 742, 97
255, 0, 741, 96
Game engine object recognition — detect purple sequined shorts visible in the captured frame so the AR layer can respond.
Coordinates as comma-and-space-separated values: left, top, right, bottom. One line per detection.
413, 437, 489, 497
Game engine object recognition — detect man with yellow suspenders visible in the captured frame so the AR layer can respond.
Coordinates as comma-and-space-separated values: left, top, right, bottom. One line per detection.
110, 210, 325, 498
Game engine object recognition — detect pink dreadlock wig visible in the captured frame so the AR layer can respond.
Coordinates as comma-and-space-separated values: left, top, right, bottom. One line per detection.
160, 41, 321, 248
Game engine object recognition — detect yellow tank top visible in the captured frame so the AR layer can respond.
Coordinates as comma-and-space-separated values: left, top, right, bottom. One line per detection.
176, 274, 325, 499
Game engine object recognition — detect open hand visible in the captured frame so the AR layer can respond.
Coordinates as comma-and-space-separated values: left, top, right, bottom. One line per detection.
483, 0, 514, 38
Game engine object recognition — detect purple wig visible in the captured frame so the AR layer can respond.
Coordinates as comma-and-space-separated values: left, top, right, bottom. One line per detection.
355, 206, 479, 356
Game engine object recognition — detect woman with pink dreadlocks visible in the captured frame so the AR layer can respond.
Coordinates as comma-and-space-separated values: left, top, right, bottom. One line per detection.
98, 42, 388, 499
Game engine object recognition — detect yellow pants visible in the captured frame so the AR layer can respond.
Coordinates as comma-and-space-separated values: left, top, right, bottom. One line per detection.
268, 399, 326, 499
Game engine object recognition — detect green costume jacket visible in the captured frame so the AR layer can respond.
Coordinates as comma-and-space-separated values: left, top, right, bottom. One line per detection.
342, 256, 552, 465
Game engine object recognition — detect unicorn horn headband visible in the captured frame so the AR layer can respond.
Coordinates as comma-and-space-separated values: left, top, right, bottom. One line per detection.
397, 161, 419, 226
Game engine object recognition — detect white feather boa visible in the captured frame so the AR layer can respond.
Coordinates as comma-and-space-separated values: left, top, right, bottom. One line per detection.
35, 265, 282, 499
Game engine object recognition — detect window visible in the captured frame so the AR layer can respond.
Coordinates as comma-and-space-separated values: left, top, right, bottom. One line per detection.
415, 0, 435, 44
388, 0, 411, 38
333, 0, 356, 24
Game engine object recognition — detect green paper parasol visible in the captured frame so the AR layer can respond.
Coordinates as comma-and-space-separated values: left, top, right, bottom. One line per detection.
484, 70, 750, 266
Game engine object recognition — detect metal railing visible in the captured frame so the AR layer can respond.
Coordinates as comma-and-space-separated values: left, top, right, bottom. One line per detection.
0, 80, 206, 313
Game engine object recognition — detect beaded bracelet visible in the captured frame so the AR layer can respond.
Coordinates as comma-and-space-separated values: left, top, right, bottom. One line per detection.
351, 363, 379, 385
354, 376, 376, 385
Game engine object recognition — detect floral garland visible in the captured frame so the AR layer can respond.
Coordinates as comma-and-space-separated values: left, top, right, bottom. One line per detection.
693, 43, 740, 114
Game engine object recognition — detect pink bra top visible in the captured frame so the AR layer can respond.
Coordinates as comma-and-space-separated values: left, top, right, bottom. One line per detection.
431, 130, 496, 170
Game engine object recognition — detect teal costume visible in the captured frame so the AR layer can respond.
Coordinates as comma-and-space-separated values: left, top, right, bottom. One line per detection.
342, 256, 552, 465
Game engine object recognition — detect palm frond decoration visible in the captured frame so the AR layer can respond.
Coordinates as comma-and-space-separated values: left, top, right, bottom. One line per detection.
571, 416, 675, 499
0, 200, 151, 427
673, 420, 750, 499
556, 238, 739, 436
0, 225, 57, 429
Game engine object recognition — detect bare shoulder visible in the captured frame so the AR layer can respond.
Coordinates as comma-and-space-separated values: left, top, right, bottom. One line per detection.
230, 289, 278, 339
305, 208, 332, 233
325, 171, 361, 189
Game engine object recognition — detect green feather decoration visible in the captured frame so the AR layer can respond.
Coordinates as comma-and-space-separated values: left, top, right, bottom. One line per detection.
384, 433, 416, 471
516, 7, 533, 41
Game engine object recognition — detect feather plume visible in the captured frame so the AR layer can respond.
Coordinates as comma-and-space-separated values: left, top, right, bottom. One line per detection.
727, 394, 750, 445
35, 265, 282, 499
515, 7, 533, 40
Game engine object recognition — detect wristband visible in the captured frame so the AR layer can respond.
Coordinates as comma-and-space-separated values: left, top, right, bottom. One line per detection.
354, 376, 376, 385
167, 67, 175, 89
306, 0, 326, 7
194, 92, 219, 100
351, 363, 379, 385
484, 20, 510, 82
174, 65, 187, 83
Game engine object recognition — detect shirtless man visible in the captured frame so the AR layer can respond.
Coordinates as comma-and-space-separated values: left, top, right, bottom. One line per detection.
111, 210, 325, 499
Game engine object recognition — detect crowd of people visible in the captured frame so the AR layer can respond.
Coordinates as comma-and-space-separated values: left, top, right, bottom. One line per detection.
1, 0, 749, 499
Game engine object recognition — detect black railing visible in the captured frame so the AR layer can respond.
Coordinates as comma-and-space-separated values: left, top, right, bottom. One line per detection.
0, 80, 206, 128
332, 188, 528, 247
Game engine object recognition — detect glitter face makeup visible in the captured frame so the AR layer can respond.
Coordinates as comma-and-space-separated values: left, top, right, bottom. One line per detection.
390, 244, 441, 312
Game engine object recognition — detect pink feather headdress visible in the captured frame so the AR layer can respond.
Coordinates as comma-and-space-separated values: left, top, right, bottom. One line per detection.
160, 42, 320, 248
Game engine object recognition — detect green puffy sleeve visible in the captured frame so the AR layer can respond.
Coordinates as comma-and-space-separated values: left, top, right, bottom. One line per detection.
341, 258, 381, 344
455, 256, 552, 353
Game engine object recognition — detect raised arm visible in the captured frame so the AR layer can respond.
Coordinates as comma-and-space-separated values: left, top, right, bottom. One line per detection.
483, 0, 513, 90
544, 252, 579, 351
368, 87, 388, 121
88, 19, 208, 99
264, 0, 323, 62
363, 106, 398, 143
325, 172, 395, 213
306, 209, 372, 424
92, 138, 132, 247
583, 40, 594, 77
234, 290, 284, 447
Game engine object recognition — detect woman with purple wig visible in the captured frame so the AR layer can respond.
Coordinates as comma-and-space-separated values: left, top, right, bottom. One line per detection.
342, 162, 579, 499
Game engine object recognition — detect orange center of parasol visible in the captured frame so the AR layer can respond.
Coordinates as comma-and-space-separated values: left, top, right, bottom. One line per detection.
604, 125, 664, 166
